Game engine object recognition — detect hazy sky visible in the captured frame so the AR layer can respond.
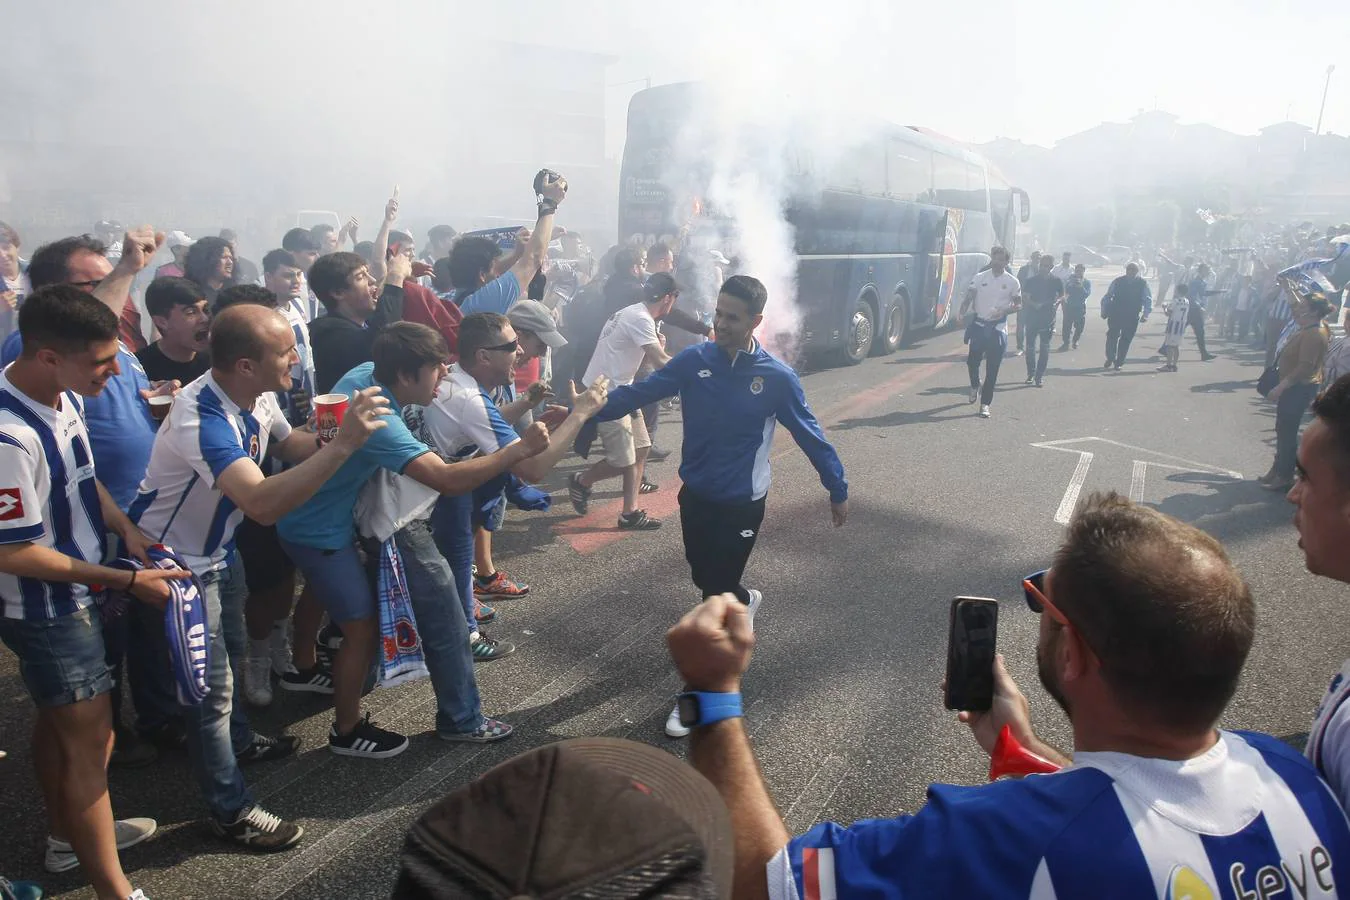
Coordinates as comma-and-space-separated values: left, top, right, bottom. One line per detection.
520, 0, 1350, 153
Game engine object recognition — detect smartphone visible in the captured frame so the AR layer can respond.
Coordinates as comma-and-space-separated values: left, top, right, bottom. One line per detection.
944, 597, 999, 712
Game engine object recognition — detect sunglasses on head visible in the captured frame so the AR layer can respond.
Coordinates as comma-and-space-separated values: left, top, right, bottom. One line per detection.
1022, 569, 1071, 627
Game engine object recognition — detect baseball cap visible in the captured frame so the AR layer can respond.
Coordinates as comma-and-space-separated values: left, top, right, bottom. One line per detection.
166, 230, 194, 249
394, 737, 733, 899
507, 298, 567, 349
644, 272, 682, 302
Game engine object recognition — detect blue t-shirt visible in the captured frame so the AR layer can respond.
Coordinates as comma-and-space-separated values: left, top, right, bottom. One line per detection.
458, 271, 521, 315
2, 331, 156, 511
277, 362, 431, 550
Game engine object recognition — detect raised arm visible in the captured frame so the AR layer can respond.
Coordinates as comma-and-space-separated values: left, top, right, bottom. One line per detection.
512, 378, 609, 483
507, 170, 568, 287
370, 189, 399, 284
403, 422, 549, 495
94, 225, 163, 320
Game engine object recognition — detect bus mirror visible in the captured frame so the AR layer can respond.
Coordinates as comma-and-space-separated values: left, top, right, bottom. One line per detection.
1015, 188, 1031, 223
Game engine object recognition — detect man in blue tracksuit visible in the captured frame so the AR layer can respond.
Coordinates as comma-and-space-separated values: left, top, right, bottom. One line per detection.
591, 274, 849, 738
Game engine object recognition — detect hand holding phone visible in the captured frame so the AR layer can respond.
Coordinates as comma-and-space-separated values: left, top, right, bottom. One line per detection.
944, 597, 998, 712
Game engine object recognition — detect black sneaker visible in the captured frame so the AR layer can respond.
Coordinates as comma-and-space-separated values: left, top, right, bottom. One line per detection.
279, 663, 335, 695
470, 632, 516, 662
210, 804, 304, 852
618, 509, 661, 530
235, 733, 301, 766
328, 713, 409, 759
139, 719, 187, 752
316, 622, 344, 651
568, 472, 592, 515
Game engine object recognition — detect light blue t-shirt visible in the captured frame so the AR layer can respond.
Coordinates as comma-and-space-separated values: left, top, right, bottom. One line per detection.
2, 330, 156, 511
276, 362, 431, 550
458, 271, 521, 316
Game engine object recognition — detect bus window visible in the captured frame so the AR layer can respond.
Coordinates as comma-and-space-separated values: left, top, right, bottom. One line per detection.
886, 140, 931, 202
932, 153, 987, 212
829, 143, 887, 195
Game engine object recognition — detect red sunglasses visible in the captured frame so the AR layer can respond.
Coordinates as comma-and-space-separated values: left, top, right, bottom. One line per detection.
1022, 569, 1071, 628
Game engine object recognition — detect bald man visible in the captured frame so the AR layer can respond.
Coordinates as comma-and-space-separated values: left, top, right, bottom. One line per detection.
127, 303, 392, 851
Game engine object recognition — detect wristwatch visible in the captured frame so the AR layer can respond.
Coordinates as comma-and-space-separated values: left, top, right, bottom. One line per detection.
677, 691, 743, 729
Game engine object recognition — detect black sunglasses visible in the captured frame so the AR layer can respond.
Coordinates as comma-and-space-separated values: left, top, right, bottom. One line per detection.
482, 339, 519, 354
1023, 569, 1048, 613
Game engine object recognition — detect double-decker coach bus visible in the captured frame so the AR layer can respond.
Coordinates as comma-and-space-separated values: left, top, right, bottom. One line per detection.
619, 83, 1030, 365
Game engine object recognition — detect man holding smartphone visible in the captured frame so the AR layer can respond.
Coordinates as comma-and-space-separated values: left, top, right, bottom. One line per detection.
666, 492, 1350, 900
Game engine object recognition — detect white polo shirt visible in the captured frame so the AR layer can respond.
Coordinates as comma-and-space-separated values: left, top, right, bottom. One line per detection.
129, 373, 290, 575
966, 270, 1022, 333
0, 370, 105, 620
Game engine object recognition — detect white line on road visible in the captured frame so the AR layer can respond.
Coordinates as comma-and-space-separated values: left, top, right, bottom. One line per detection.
1034, 436, 1243, 479
1130, 460, 1147, 503
1053, 451, 1094, 525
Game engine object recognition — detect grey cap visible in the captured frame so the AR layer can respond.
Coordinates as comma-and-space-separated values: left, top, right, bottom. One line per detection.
508, 299, 567, 349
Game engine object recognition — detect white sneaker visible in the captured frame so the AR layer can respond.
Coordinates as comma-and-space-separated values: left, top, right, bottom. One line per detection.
269, 626, 293, 677
979, 404, 992, 419
244, 655, 273, 708
665, 704, 691, 739
968, 387, 979, 404
128, 891, 149, 900
46, 817, 157, 872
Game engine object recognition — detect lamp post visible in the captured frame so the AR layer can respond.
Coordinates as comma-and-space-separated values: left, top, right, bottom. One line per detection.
1315, 65, 1335, 136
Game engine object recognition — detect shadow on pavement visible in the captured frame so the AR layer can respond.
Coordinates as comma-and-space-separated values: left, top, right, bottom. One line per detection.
1191, 380, 1257, 394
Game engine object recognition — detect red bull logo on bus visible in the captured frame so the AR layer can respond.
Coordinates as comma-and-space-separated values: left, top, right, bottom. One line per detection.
935, 209, 965, 328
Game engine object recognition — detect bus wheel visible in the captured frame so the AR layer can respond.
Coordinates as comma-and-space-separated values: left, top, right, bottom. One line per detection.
836, 298, 875, 366
872, 296, 907, 356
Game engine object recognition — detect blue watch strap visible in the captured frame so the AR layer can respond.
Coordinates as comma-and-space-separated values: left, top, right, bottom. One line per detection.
683, 691, 742, 728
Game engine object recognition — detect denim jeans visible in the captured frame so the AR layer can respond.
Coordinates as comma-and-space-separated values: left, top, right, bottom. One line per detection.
187, 555, 253, 823
430, 493, 476, 633
1273, 382, 1320, 479
1025, 326, 1053, 380
389, 519, 483, 735
104, 594, 181, 733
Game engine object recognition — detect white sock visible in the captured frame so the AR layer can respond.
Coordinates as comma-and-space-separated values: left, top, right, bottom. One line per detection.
469, 631, 481, 643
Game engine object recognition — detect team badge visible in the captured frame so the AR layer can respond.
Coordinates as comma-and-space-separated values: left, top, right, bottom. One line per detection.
697, 369, 712, 379
248, 434, 261, 460
750, 376, 764, 395
0, 488, 23, 521
740, 529, 755, 538
1166, 864, 1215, 900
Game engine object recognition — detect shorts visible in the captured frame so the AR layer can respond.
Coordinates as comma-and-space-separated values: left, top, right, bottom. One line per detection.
0, 606, 114, 707
279, 538, 375, 624
234, 516, 296, 594
596, 412, 651, 469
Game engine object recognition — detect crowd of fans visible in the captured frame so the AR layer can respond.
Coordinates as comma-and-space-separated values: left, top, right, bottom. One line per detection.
3, 170, 1350, 900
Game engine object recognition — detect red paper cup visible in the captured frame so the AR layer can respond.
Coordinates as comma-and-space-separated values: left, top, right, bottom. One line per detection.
313, 393, 349, 445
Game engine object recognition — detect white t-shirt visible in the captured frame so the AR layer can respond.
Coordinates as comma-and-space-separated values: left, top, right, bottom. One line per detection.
1307, 657, 1350, 811
583, 302, 659, 387
965, 270, 1022, 334
130, 373, 291, 575
420, 365, 521, 462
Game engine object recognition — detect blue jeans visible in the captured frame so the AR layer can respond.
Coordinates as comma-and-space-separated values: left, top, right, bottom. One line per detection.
1273, 382, 1320, 480
430, 493, 476, 633
388, 519, 483, 735
187, 556, 254, 823
1024, 311, 1054, 380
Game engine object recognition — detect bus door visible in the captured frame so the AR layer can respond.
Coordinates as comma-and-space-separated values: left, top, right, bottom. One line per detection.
915, 206, 950, 328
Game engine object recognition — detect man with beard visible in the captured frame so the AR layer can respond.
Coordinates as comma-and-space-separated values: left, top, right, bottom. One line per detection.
665, 492, 1350, 900
137, 277, 211, 385
1287, 375, 1350, 810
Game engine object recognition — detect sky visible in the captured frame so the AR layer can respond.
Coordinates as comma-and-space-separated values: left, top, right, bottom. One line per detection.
526, 0, 1350, 154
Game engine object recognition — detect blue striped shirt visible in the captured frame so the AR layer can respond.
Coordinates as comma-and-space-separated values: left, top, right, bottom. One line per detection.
769, 731, 1350, 900
0, 371, 106, 620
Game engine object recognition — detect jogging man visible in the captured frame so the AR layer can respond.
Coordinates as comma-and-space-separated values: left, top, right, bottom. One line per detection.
588, 275, 848, 738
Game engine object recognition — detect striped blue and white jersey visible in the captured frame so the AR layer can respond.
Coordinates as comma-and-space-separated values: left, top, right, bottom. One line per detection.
1164, 298, 1191, 349
769, 731, 1350, 900
421, 365, 521, 463
1309, 659, 1350, 814
0, 369, 106, 620
129, 373, 290, 575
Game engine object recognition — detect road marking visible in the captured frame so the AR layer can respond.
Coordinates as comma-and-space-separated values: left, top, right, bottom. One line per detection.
1130, 459, 1147, 503
784, 753, 852, 835
1034, 436, 1243, 522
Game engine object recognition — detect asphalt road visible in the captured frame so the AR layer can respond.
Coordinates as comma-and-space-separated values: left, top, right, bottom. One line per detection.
4, 266, 1349, 898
